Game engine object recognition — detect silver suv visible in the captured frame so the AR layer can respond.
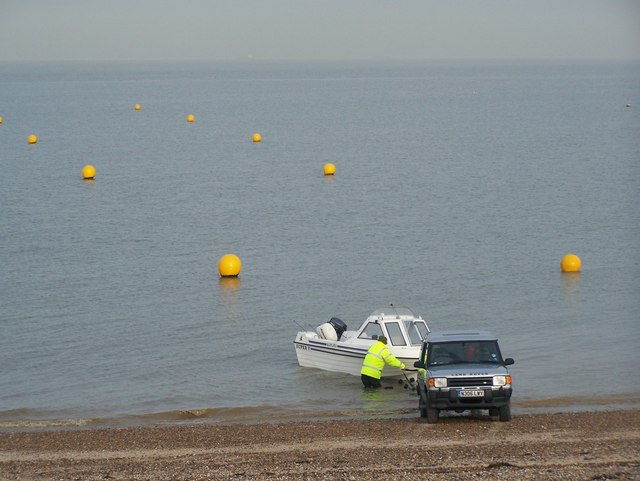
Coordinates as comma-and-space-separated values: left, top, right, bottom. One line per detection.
413, 330, 514, 423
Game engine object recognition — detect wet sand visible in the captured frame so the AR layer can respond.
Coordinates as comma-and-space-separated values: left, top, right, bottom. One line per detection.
1, 409, 639, 480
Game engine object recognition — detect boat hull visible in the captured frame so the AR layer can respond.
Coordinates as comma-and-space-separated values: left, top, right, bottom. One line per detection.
294, 333, 417, 377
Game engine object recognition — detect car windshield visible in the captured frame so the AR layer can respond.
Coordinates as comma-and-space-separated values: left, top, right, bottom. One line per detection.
427, 340, 503, 366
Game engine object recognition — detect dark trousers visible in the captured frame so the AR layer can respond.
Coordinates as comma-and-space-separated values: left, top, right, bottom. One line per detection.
361, 374, 381, 388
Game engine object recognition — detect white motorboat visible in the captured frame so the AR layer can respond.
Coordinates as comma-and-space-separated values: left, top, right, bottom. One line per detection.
294, 305, 430, 377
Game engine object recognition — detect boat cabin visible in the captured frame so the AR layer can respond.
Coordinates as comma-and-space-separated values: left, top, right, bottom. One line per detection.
343, 307, 430, 347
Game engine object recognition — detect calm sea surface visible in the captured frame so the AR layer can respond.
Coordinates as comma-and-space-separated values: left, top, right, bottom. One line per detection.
1, 60, 639, 427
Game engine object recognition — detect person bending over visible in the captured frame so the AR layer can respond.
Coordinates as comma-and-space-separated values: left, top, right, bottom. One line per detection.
360, 336, 405, 388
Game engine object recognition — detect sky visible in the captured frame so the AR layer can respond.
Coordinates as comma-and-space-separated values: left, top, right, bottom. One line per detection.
0, 0, 638, 62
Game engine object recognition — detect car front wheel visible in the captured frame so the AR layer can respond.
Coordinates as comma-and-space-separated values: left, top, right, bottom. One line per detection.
426, 403, 439, 423
499, 401, 511, 422
418, 396, 428, 418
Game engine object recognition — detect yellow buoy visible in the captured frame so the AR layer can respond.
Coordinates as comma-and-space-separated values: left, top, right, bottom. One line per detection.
323, 163, 336, 176
134, 104, 141, 110
82, 165, 96, 180
28, 134, 38, 144
560, 254, 581, 273
218, 254, 242, 277
0, 116, 3, 124
252, 133, 262, 143
187, 114, 195, 123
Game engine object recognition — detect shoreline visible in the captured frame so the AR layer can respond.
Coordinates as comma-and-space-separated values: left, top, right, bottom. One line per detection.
1, 409, 639, 480
2, 393, 639, 431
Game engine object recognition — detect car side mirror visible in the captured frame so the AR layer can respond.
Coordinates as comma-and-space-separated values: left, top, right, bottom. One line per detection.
413, 360, 425, 369
504, 358, 514, 366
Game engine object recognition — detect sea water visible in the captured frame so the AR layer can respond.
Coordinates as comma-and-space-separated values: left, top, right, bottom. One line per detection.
1, 60, 639, 427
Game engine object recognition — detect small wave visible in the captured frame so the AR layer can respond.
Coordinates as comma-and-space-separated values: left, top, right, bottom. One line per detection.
119, 404, 387, 426
3, 393, 639, 430
0, 418, 94, 429
0, 404, 395, 430
515, 393, 640, 410
0, 408, 97, 430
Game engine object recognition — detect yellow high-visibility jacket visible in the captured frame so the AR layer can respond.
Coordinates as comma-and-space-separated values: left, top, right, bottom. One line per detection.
360, 341, 404, 379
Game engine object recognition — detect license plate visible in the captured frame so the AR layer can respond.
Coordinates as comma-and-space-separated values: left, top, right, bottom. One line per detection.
458, 390, 484, 398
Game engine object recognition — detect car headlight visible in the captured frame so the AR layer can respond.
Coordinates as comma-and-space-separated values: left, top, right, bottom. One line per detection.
493, 375, 512, 386
428, 377, 447, 388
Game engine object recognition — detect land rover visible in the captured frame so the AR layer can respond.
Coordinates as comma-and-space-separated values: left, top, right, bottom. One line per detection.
413, 330, 514, 423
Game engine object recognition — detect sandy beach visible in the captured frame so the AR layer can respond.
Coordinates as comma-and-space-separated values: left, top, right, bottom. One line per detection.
1, 409, 639, 480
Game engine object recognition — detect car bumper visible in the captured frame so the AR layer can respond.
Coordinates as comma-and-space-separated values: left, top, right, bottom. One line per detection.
427, 387, 512, 409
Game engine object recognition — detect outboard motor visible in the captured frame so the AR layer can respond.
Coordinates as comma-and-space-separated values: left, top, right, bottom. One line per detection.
316, 323, 338, 341
328, 317, 347, 340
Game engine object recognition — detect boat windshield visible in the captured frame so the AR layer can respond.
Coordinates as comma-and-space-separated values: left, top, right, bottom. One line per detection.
404, 320, 429, 346
386, 322, 406, 346
357, 322, 384, 340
